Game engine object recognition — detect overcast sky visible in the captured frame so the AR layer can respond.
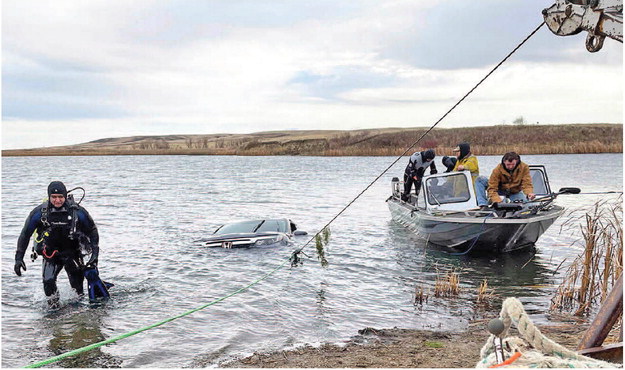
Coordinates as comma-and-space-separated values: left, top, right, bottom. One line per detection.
2, 0, 623, 149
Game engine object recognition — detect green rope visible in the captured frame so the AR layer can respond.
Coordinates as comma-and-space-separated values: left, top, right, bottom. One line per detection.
25, 256, 291, 368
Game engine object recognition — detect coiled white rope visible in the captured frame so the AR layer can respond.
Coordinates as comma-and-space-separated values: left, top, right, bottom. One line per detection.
477, 297, 618, 368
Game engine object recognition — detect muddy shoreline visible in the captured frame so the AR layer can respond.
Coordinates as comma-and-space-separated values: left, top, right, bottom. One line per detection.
220, 319, 593, 368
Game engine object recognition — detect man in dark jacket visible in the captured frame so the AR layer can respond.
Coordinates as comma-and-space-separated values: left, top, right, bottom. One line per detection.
402, 149, 437, 201
14, 181, 99, 307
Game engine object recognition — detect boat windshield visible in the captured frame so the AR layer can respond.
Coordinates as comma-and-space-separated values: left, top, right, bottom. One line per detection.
215, 219, 288, 234
425, 174, 471, 205
530, 168, 549, 195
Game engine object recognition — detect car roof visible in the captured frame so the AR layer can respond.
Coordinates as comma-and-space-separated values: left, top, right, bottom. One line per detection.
225, 218, 289, 225
214, 218, 293, 234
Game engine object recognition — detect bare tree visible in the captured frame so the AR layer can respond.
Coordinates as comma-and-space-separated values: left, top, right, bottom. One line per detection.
513, 116, 526, 125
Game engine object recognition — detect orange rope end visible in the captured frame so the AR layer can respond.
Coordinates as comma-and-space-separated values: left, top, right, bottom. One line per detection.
488, 351, 522, 368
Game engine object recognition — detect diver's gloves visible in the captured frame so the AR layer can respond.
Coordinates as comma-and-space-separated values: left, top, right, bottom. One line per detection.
14, 259, 26, 276
86, 246, 99, 268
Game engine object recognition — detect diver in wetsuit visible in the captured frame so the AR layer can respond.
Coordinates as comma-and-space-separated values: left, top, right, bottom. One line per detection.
14, 181, 99, 306
402, 149, 437, 201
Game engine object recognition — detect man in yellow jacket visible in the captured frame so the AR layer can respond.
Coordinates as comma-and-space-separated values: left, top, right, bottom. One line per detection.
475, 152, 536, 206
442, 142, 481, 204
452, 142, 479, 184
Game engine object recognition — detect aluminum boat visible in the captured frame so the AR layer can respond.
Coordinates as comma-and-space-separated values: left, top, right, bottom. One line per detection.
386, 166, 573, 254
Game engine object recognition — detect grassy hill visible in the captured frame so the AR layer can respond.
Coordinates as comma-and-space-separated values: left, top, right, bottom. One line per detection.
3, 123, 622, 157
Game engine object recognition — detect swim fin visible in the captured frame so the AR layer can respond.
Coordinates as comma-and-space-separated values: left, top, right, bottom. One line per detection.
84, 266, 113, 301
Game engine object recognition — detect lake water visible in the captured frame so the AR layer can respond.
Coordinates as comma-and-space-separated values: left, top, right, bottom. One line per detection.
1, 153, 622, 367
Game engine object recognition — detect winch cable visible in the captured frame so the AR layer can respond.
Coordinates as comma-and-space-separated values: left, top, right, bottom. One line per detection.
24, 22, 545, 368
291, 21, 546, 261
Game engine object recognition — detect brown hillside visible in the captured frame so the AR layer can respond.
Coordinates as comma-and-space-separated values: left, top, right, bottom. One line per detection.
2, 124, 622, 157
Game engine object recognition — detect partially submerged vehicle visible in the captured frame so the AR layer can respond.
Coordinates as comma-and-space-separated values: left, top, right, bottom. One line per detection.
387, 166, 578, 254
198, 218, 307, 248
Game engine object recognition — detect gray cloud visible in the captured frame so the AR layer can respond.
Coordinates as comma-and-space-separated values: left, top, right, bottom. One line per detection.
288, 65, 399, 101
379, 0, 622, 69
3, 53, 126, 120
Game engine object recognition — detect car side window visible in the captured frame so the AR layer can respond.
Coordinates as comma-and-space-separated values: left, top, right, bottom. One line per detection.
256, 220, 287, 233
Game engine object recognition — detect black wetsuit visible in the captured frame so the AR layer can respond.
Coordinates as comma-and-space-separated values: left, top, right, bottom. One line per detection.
402, 151, 437, 200
16, 201, 99, 298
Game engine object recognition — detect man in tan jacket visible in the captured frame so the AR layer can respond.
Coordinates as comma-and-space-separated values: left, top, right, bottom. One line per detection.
485, 152, 536, 204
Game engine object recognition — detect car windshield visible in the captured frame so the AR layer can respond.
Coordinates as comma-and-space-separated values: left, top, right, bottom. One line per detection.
215, 219, 288, 234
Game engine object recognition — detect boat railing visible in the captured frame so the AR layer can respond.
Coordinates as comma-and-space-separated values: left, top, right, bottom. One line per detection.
428, 208, 500, 218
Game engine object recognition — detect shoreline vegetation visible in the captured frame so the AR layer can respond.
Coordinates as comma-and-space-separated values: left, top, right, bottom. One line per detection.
3, 123, 622, 157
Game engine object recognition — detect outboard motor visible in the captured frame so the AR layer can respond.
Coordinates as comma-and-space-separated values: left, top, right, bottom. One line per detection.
391, 177, 400, 197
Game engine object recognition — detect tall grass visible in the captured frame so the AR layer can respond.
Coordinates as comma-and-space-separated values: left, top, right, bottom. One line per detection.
550, 197, 623, 316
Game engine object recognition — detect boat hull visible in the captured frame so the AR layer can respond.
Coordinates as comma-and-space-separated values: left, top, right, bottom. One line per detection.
387, 197, 564, 254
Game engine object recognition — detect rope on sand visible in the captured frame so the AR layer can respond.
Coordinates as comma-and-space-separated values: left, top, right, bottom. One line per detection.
476, 297, 618, 368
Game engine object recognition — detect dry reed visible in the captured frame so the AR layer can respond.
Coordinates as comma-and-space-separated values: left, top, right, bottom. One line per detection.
551, 196, 623, 316
434, 269, 461, 298
414, 285, 429, 305
476, 279, 493, 304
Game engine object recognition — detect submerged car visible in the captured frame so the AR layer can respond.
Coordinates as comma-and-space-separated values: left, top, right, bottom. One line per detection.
199, 218, 307, 248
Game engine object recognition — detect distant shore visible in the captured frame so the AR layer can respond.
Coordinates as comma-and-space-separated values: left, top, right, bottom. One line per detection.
3, 123, 622, 157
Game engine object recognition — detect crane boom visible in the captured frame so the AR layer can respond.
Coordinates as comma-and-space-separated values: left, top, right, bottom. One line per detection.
543, 0, 623, 52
